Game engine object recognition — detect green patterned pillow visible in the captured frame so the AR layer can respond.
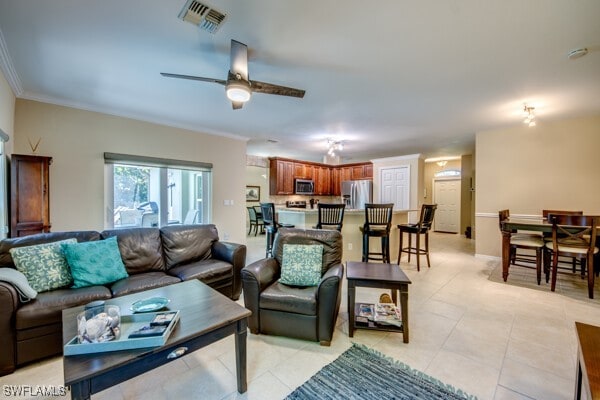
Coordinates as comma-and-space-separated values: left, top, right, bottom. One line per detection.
62, 236, 128, 288
279, 244, 323, 287
9, 239, 77, 293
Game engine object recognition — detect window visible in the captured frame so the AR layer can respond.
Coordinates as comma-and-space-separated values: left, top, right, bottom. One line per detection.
104, 153, 212, 229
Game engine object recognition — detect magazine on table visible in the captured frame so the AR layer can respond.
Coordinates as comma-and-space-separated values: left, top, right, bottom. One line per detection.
358, 303, 374, 321
374, 303, 402, 328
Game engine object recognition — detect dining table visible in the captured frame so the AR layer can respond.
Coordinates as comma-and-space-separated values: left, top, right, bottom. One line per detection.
500, 217, 600, 294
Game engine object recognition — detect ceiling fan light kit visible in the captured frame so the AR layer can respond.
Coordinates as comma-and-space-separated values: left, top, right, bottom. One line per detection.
226, 80, 251, 102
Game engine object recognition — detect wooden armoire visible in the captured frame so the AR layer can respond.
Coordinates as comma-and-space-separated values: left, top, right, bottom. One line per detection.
10, 154, 52, 237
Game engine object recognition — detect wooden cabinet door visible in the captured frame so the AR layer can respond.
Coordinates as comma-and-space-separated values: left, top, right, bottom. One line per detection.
294, 162, 313, 179
341, 167, 352, 182
314, 166, 332, 195
270, 159, 295, 195
363, 163, 373, 178
10, 154, 52, 237
351, 165, 364, 179
331, 168, 341, 196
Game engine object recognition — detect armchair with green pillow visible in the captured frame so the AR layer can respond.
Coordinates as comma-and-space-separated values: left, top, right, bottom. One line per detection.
241, 228, 344, 346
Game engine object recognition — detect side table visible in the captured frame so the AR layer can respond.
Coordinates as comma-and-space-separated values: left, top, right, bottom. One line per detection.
575, 321, 600, 399
346, 261, 411, 343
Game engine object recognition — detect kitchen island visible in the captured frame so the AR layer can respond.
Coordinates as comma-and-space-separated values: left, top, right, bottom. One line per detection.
277, 207, 415, 262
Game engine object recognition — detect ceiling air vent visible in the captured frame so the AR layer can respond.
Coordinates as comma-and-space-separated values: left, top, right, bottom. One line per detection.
178, 0, 227, 34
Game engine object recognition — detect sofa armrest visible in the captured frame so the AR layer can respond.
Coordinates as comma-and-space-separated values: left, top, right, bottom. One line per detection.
212, 241, 246, 300
241, 258, 280, 333
0, 282, 20, 375
317, 263, 344, 343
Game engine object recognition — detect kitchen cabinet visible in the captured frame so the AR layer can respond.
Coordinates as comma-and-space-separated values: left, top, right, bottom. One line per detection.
269, 157, 372, 197
269, 159, 294, 195
313, 166, 331, 195
10, 154, 52, 237
294, 162, 313, 179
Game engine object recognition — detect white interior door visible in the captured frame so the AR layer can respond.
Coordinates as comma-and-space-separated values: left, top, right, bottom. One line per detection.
380, 166, 410, 210
433, 178, 460, 233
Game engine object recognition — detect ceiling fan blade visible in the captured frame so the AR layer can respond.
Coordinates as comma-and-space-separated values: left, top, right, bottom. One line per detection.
232, 101, 244, 110
230, 40, 249, 81
160, 72, 226, 85
251, 80, 306, 98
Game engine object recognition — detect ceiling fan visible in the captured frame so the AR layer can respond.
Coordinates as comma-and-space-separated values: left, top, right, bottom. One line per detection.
161, 39, 305, 110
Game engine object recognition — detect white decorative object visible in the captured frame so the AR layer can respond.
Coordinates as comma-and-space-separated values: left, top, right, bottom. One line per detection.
77, 305, 121, 343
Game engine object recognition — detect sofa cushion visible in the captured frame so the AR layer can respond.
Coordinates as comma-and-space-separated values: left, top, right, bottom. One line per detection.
9, 239, 77, 293
109, 272, 180, 297
62, 237, 129, 288
0, 231, 101, 269
160, 224, 218, 268
16, 286, 112, 330
260, 282, 317, 316
101, 228, 165, 274
279, 244, 323, 287
167, 259, 232, 284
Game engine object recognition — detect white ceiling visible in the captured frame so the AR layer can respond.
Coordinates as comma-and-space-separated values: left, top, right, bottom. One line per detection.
0, 0, 599, 163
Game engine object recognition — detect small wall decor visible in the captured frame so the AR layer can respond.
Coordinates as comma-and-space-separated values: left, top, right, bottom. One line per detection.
28, 137, 41, 153
246, 186, 260, 202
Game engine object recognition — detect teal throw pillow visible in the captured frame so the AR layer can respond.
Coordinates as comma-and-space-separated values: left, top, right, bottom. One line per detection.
62, 236, 128, 288
9, 239, 77, 292
279, 244, 323, 287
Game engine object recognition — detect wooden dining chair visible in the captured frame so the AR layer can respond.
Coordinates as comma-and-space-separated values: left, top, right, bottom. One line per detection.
397, 204, 437, 271
315, 203, 346, 231
498, 209, 545, 284
542, 209, 583, 276
546, 214, 598, 299
246, 206, 264, 236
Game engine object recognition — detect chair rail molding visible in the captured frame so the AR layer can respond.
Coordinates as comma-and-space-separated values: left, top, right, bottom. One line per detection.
476, 212, 540, 220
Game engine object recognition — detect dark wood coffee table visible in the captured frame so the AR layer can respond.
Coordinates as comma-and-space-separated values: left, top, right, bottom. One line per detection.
347, 261, 411, 343
62, 280, 251, 400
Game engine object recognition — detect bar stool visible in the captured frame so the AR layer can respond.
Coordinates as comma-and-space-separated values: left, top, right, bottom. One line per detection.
260, 203, 294, 257
397, 204, 437, 271
360, 203, 394, 263
315, 203, 346, 232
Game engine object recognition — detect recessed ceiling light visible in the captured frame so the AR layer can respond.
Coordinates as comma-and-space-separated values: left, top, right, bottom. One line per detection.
567, 48, 588, 60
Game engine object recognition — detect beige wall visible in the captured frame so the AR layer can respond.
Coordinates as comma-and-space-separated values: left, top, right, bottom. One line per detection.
460, 154, 474, 236
0, 69, 14, 154
475, 115, 600, 256
13, 99, 247, 243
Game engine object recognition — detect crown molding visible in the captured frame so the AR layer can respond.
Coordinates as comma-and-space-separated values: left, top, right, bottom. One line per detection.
0, 27, 23, 96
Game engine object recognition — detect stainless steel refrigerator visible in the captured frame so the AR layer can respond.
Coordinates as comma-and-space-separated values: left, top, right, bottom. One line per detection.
341, 180, 373, 209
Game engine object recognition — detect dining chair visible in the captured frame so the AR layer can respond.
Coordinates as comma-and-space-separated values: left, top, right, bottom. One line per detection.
360, 203, 394, 263
498, 209, 545, 284
260, 202, 295, 257
546, 214, 598, 299
397, 204, 437, 271
246, 206, 264, 236
542, 209, 583, 276
315, 203, 346, 231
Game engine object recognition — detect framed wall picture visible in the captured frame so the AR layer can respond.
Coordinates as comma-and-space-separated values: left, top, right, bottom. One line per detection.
246, 186, 260, 202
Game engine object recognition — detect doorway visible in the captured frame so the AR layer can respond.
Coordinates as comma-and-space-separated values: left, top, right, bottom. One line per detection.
433, 178, 460, 233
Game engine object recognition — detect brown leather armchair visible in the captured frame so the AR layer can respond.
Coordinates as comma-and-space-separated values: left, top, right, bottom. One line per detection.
241, 228, 344, 346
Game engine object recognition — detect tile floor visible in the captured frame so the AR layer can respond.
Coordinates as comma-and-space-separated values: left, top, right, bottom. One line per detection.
2, 232, 599, 400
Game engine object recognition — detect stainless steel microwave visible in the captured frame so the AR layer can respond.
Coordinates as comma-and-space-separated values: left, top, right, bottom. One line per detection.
295, 179, 314, 195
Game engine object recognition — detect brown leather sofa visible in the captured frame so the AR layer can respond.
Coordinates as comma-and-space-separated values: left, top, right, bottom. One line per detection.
241, 228, 344, 346
0, 224, 245, 376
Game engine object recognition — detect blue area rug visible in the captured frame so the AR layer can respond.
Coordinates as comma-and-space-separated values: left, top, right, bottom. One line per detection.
286, 344, 477, 400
